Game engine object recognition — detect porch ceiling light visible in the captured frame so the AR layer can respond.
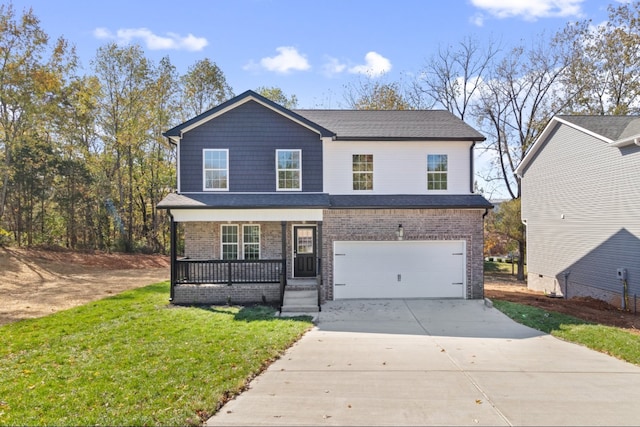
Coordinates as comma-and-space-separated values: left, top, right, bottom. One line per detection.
396, 224, 404, 240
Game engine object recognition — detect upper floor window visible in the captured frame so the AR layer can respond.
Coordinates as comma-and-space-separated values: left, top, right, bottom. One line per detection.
203, 149, 228, 191
427, 154, 447, 190
276, 149, 301, 191
352, 154, 373, 190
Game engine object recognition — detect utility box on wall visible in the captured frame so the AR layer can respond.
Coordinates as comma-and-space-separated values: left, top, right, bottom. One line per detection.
617, 268, 627, 280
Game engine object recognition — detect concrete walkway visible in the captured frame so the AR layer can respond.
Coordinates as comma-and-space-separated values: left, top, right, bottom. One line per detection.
207, 299, 640, 426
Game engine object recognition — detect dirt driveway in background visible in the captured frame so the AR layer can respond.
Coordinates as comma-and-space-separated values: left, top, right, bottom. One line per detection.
0, 247, 169, 325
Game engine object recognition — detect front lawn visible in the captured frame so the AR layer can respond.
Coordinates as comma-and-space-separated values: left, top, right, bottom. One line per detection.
494, 300, 640, 366
0, 282, 313, 426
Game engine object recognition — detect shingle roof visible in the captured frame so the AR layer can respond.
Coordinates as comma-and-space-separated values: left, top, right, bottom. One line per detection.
329, 194, 493, 209
157, 193, 330, 209
558, 115, 640, 141
158, 193, 492, 210
294, 109, 485, 141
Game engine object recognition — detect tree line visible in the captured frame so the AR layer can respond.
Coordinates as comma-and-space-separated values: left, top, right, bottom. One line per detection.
1, 2, 639, 258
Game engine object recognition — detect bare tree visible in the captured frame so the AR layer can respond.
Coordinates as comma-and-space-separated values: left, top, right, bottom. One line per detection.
415, 36, 499, 120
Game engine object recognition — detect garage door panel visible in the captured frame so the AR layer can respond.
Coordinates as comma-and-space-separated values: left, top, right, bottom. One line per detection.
334, 241, 465, 299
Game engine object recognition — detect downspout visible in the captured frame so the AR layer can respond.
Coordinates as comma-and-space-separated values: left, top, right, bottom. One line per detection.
481, 207, 489, 300
470, 142, 476, 193
168, 210, 176, 302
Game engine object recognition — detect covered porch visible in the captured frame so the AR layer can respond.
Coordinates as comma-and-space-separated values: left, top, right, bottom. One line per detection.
159, 193, 328, 311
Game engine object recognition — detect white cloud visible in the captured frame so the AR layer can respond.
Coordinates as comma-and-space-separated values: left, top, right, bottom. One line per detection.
470, 0, 585, 22
322, 56, 347, 77
93, 27, 208, 51
348, 51, 392, 77
254, 46, 311, 74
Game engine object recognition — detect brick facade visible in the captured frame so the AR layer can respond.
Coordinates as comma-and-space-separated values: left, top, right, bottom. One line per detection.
172, 283, 280, 305
321, 209, 485, 301
177, 209, 485, 305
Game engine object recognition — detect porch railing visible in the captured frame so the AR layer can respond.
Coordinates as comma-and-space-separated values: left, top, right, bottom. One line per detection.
176, 258, 283, 285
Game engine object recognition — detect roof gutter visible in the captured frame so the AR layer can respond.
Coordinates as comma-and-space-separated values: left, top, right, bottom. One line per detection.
611, 135, 640, 148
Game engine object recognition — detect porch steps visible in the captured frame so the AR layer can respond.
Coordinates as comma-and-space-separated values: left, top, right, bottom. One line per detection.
281, 288, 319, 313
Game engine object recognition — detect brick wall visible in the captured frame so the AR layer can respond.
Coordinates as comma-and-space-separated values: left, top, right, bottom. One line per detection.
183, 222, 283, 259
321, 208, 485, 301
172, 283, 281, 305
179, 209, 486, 304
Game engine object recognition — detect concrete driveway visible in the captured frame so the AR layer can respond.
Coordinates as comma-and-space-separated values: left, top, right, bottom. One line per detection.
207, 299, 640, 426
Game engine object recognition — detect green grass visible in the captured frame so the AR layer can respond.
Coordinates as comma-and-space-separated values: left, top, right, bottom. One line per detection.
493, 300, 640, 365
484, 260, 527, 276
0, 282, 313, 426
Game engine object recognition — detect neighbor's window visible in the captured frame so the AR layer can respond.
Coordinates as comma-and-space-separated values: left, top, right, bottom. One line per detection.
203, 149, 229, 191
276, 149, 301, 190
427, 154, 448, 190
221, 225, 238, 259
243, 225, 260, 260
353, 154, 373, 190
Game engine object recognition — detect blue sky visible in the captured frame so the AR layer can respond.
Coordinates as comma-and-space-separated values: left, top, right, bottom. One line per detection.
8, 0, 623, 198
11, 0, 616, 109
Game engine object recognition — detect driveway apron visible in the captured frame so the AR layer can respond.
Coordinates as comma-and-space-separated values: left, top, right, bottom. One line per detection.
207, 299, 640, 426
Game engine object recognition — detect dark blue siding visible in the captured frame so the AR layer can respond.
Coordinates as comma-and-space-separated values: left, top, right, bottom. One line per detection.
179, 101, 323, 193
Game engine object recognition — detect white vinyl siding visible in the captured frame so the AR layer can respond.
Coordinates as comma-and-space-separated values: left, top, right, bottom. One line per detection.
521, 122, 640, 297
203, 149, 229, 191
323, 140, 471, 194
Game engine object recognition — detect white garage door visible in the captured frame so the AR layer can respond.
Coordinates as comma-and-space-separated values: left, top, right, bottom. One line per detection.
333, 240, 466, 299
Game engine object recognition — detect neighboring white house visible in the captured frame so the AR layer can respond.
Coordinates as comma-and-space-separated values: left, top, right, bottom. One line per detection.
516, 115, 640, 310
157, 90, 492, 311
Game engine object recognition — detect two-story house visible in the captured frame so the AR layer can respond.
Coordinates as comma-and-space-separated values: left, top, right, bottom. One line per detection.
516, 115, 640, 310
157, 90, 492, 311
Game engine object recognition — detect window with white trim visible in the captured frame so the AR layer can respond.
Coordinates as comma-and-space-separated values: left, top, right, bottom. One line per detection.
221, 224, 238, 259
203, 149, 228, 191
352, 154, 373, 190
220, 224, 261, 260
276, 149, 301, 190
243, 225, 260, 260
427, 154, 448, 190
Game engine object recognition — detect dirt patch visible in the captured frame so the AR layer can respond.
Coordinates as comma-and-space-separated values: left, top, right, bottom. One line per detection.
485, 273, 640, 334
0, 247, 170, 326
2, 248, 639, 333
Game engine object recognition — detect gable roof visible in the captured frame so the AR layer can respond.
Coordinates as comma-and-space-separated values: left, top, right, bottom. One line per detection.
163, 90, 486, 143
558, 115, 640, 142
163, 90, 335, 143
293, 110, 486, 141
516, 115, 640, 176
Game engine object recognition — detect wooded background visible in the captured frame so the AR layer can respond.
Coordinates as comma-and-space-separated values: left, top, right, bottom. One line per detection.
1, 2, 638, 257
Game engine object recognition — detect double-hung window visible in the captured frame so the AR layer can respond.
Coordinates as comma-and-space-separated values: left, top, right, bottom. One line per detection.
352, 154, 373, 190
242, 225, 260, 260
427, 154, 448, 190
276, 149, 301, 191
220, 224, 261, 260
221, 225, 239, 259
203, 149, 228, 191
